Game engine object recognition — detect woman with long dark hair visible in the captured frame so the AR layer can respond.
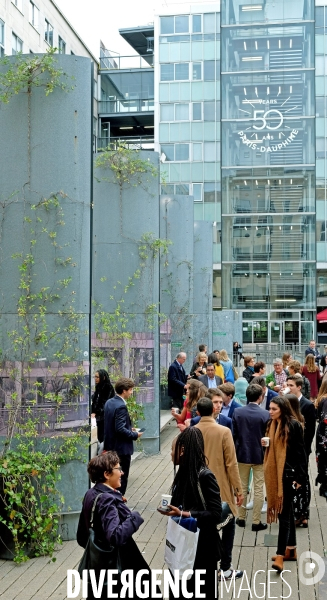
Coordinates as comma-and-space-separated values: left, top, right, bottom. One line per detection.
91, 369, 115, 443
263, 396, 307, 573
285, 394, 310, 527
159, 427, 222, 598
316, 380, 327, 501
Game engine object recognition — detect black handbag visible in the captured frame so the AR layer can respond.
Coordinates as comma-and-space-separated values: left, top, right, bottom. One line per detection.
78, 493, 122, 578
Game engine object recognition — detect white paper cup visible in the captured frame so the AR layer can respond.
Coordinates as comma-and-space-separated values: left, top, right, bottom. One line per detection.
262, 437, 270, 447
160, 494, 172, 511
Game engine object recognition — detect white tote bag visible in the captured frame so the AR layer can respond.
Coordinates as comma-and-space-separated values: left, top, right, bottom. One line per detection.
164, 517, 199, 579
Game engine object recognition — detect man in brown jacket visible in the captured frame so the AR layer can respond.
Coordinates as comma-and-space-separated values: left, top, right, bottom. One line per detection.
195, 397, 244, 580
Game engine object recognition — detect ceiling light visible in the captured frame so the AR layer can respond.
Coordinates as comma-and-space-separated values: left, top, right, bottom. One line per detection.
256, 226, 258, 230
244, 180, 247, 185
255, 41, 258, 50
144, 125, 153, 128
255, 87, 258, 97
290, 39, 292, 48
267, 40, 270, 49
290, 85, 293, 93
276, 299, 297, 302
267, 86, 270, 95
256, 180, 258, 185
245, 226, 247, 230
242, 4, 263, 10
278, 86, 281, 95
244, 87, 247, 95
290, 179, 293, 184
120, 127, 133, 130
279, 179, 281, 184
278, 39, 281, 49
267, 180, 270, 185
242, 56, 263, 61
244, 41, 247, 50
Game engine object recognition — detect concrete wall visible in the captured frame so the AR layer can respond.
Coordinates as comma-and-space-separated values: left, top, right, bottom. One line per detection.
212, 310, 243, 356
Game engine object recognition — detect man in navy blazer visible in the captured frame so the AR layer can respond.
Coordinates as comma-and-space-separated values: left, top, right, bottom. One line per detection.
218, 382, 241, 419
168, 352, 188, 410
103, 377, 143, 495
232, 384, 269, 531
251, 375, 278, 411
190, 388, 233, 431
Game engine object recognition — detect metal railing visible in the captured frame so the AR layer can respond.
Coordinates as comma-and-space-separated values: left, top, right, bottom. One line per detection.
98, 99, 154, 114
98, 136, 154, 151
100, 54, 154, 70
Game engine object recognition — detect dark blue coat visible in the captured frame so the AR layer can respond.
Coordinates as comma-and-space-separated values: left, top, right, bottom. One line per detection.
168, 360, 187, 398
232, 403, 270, 464
191, 413, 233, 432
77, 482, 143, 549
222, 398, 241, 419
103, 395, 138, 455
265, 388, 278, 411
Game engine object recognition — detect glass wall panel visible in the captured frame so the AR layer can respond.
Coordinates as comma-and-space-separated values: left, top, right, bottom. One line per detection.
221, 0, 314, 26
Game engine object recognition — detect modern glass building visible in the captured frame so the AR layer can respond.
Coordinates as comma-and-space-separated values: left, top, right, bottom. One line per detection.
154, 0, 325, 345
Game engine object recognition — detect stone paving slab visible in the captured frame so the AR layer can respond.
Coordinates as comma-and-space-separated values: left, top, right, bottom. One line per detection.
0, 419, 326, 600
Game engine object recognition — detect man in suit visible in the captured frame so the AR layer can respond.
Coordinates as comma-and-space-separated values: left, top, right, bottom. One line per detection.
103, 378, 143, 496
167, 352, 188, 410
218, 382, 241, 418
198, 363, 223, 389
232, 384, 269, 531
251, 375, 278, 411
286, 375, 316, 458
190, 388, 232, 431
305, 340, 321, 365
195, 397, 243, 580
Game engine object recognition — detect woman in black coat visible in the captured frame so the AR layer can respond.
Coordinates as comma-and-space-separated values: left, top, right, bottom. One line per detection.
77, 451, 154, 599
91, 369, 114, 443
159, 427, 222, 599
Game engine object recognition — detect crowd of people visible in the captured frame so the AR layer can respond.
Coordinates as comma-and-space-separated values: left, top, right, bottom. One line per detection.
77, 340, 327, 598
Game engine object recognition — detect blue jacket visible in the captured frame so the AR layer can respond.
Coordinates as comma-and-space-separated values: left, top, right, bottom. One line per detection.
103, 394, 138, 455
265, 388, 278, 411
168, 360, 187, 398
222, 398, 240, 419
232, 403, 270, 464
191, 413, 233, 432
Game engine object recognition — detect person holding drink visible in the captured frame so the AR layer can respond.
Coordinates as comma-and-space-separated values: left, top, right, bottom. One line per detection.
262, 396, 307, 573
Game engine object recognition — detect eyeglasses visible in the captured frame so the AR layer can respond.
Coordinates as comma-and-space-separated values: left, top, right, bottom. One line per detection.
112, 467, 123, 472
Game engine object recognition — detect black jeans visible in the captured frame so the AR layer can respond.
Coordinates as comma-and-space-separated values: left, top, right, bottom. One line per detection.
220, 502, 236, 572
96, 419, 104, 444
119, 454, 131, 496
277, 478, 296, 556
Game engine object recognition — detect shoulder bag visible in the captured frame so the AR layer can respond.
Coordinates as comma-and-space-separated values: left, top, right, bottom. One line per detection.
78, 493, 122, 578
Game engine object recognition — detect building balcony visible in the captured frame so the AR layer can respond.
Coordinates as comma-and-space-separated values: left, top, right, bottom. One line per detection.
97, 135, 154, 151
98, 98, 154, 115
100, 53, 154, 70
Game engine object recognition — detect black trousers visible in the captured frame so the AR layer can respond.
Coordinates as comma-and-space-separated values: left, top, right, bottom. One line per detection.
119, 454, 131, 496
96, 419, 104, 444
277, 478, 296, 556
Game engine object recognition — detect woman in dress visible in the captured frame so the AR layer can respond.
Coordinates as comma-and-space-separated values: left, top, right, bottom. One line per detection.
77, 451, 153, 599
91, 369, 115, 444
171, 379, 207, 431
159, 427, 222, 598
285, 394, 310, 527
219, 349, 234, 383
302, 354, 322, 402
263, 396, 307, 574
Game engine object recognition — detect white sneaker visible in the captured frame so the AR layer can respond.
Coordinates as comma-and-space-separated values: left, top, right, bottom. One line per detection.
246, 500, 253, 510
261, 501, 267, 513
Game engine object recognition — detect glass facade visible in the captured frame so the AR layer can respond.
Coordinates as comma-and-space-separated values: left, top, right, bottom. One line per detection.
221, 0, 315, 341
158, 9, 222, 265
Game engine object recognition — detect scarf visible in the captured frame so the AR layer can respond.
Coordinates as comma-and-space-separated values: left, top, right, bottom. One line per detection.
263, 419, 287, 523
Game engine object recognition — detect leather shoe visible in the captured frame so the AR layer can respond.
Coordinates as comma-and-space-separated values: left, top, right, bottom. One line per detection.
252, 522, 268, 531
236, 518, 246, 527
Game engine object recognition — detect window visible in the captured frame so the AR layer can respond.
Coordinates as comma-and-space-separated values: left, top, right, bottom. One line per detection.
203, 13, 216, 34
160, 63, 189, 81
160, 15, 189, 35
161, 143, 189, 161
58, 36, 66, 54
204, 141, 216, 161
192, 62, 202, 80
204, 101, 215, 121
175, 103, 189, 120
192, 102, 202, 120
12, 0, 23, 12
45, 19, 53, 46
29, 1, 39, 29
0, 20, 4, 57
161, 104, 174, 121
193, 143, 203, 161
192, 183, 203, 201
12, 32, 23, 54
192, 15, 202, 33
203, 60, 215, 81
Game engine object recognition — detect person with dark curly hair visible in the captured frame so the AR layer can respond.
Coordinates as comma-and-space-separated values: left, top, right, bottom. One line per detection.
91, 370, 114, 443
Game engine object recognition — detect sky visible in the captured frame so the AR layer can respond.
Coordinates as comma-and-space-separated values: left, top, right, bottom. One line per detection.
54, 0, 163, 59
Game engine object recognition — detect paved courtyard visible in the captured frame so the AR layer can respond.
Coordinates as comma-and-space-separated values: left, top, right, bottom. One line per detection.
0, 420, 326, 600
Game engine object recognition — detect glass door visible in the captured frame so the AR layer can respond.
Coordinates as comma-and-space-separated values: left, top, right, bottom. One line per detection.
270, 321, 283, 344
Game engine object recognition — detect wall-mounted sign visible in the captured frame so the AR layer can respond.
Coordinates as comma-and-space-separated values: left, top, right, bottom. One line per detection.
171, 341, 182, 347
213, 332, 227, 336
237, 95, 299, 153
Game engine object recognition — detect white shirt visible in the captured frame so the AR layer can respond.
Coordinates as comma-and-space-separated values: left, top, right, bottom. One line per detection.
207, 376, 217, 389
